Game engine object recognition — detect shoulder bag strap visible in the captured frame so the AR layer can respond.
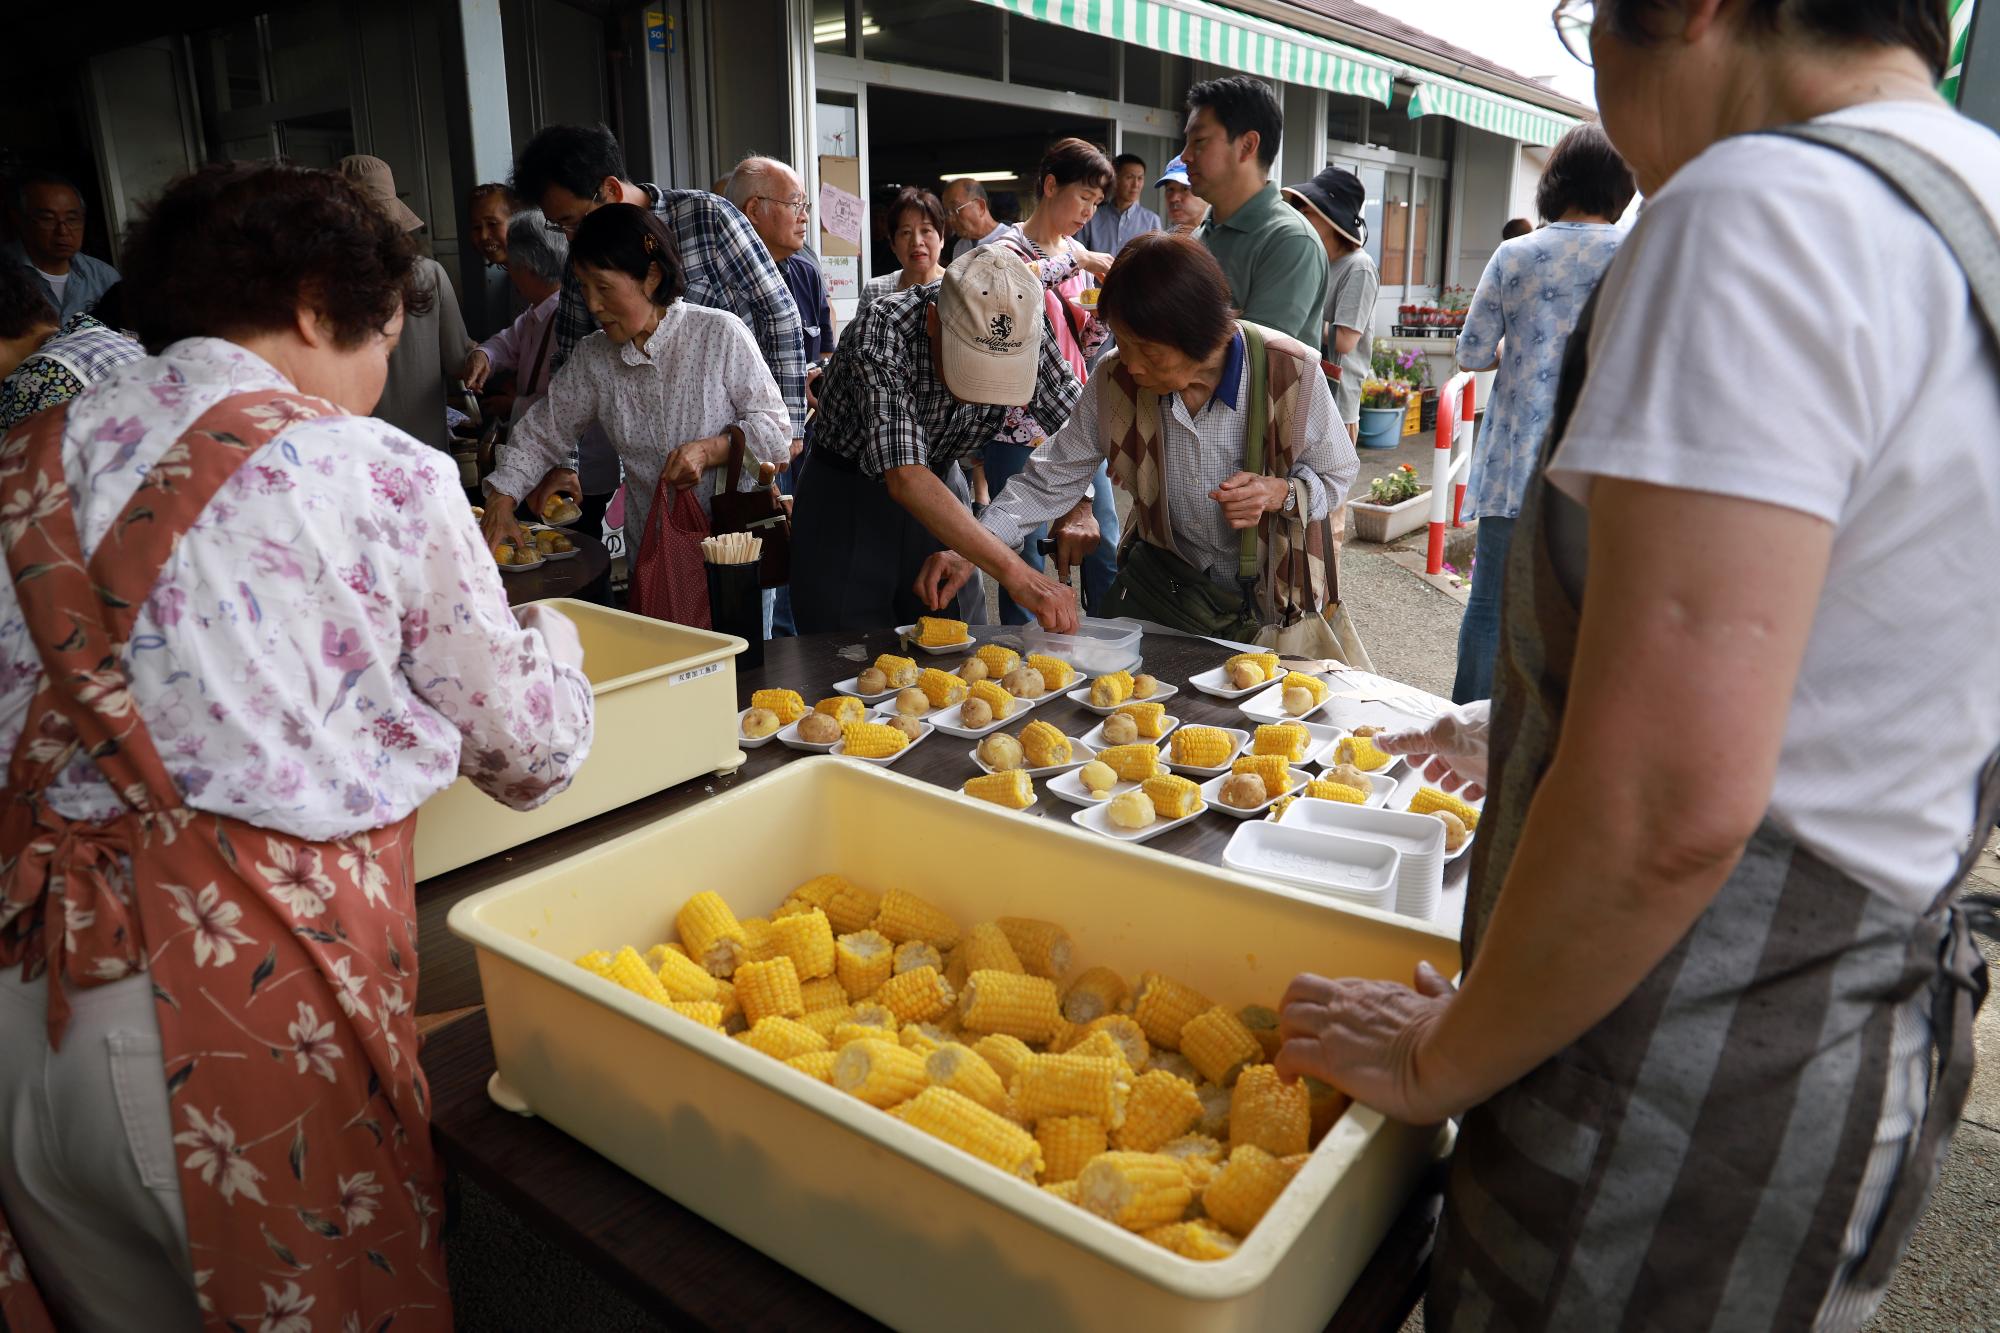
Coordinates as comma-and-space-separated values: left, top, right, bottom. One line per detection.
1239, 324, 1268, 589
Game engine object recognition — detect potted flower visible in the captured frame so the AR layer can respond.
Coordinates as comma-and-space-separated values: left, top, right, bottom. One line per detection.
1349, 462, 1431, 543
1358, 378, 1409, 449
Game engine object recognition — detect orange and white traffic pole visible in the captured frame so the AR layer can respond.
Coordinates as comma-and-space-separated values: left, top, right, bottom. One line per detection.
1426, 373, 1477, 575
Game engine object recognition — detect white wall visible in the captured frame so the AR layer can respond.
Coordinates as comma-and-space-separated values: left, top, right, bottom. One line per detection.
1452, 125, 1517, 296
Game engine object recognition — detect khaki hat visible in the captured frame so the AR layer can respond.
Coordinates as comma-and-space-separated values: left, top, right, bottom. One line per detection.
338, 154, 425, 233
936, 244, 1042, 406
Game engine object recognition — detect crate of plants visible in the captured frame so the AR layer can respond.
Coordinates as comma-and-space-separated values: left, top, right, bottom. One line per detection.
1348, 463, 1429, 544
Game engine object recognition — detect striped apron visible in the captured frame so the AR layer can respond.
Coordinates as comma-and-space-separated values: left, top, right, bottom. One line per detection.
1427, 124, 2000, 1331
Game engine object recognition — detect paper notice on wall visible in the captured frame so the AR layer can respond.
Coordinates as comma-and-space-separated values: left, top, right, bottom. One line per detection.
819, 183, 866, 250
823, 253, 860, 305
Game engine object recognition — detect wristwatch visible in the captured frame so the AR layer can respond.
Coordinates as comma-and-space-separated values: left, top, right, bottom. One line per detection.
1280, 482, 1298, 517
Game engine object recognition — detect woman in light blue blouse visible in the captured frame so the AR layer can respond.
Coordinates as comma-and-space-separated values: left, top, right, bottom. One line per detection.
1451, 123, 1636, 702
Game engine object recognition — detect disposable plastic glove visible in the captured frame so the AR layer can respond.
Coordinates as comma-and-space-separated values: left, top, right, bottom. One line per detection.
1375, 698, 1490, 801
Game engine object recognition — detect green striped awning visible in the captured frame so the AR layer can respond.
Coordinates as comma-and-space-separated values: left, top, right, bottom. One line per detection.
969, 0, 1396, 104
1942, 0, 1976, 103
1406, 72, 1579, 147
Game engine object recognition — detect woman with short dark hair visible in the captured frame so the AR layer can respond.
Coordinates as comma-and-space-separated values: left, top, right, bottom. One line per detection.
0, 161, 593, 1333
918, 231, 1358, 639
858, 187, 947, 315
480, 202, 789, 618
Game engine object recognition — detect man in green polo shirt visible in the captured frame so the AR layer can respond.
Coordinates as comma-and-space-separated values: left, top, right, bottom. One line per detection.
1181, 76, 1328, 348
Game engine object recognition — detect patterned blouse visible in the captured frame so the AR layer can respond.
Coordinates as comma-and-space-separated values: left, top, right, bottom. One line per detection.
0, 312, 146, 430
993, 233, 1103, 448
1455, 221, 1624, 521
0, 337, 596, 841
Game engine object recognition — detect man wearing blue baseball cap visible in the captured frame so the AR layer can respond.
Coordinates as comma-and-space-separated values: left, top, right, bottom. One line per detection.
1155, 155, 1209, 235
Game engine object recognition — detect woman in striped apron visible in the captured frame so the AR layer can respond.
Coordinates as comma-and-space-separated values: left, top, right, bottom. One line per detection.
1275, 3, 2000, 1327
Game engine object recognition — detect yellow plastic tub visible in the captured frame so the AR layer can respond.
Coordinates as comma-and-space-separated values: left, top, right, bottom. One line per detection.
413, 600, 746, 880
449, 758, 1459, 1331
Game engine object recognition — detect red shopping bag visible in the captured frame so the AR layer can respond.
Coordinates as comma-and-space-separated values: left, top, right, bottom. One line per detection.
628, 478, 712, 627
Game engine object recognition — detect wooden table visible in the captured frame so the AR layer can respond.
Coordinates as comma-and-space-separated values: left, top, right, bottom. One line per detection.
414, 627, 1454, 1328
498, 530, 611, 605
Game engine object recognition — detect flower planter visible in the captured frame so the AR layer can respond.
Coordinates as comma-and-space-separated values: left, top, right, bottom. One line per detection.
1357, 406, 1405, 449
1350, 489, 1432, 544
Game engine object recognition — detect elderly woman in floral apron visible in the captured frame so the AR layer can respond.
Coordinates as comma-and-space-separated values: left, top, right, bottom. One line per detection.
0, 163, 594, 1331
1276, 3, 1999, 1329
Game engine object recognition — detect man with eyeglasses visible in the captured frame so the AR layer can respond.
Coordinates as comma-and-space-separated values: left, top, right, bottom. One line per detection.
941, 178, 1018, 265
6, 171, 119, 325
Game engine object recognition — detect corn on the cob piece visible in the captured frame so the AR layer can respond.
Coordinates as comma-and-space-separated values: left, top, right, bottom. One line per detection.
676, 891, 748, 977
1018, 720, 1072, 768
1408, 785, 1481, 829
972, 1033, 1035, 1089
897, 1085, 1043, 1179
713, 977, 741, 1024
976, 921, 1063, 986
917, 666, 968, 709
1082, 1014, 1151, 1071
1324, 735, 1383, 774
758, 908, 833, 980
1025, 653, 1074, 690
646, 944, 722, 1002
1042, 1179, 1080, 1204
1225, 652, 1279, 682
798, 975, 848, 1012
1048, 1017, 1084, 1052
734, 956, 804, 1025
605, 946, 673, 1006
974, 644, 1020, 677
960, 922, 1025, 975
1229, 753, 1294, 802
1167, 726, 1234, 770
1066, 1029, 1135, 1072
894, 940, 944, 977
873, 888, 962, 948
1237, 1005, 1282, 1060
1116, 701, 1168, 739
1251, 723, 1311, 761
840, 720, 911, 758
1229, 1065, 1309, 1156
1011, 1053, 1131, 1126
1266, 796, 1297, 821
967, 678, 1016, 721
1179, 1006, 1266, 1087
834, 929, 894, 999
789, 874, 883, 935
924, 1041, 1010, 1113
791, 873, 849, 910
1303, 1076, 1351, 1144
750, 688, 807, 723
785, 1050, 840, 1082
1280, 671, 1329, 706
1194, 1082, 1232, 1138
1203, 1144, 1300, 1236
739, 916, 782, 964
901, 1021, 952, 1053
1077, 1152, 1193, 1231
963, 769, 1035, 810
1097, 742, 1161, 783
1132, 973, 1214, 1050
1150, 1050, 1199, 1084
771, 899, 817, 920
873, 653, 920, 688
832, 1038, 929, 1107
1144, 1219, 1241, 1261
1112, 1068, 1205, 1152
1302, 778, 1368, 804
813, 695, 869, 725
831, 1019, 901, 1047
1062, 966, 1130, 1023
875, 965, 956, 1024
916, 615, 969, 647
1160, 1133, 1226, 1168
1089, 671, 1134, 707
1036, 1115, 1109, 1183
959, 970, 1063, 1043
1142, 772, 1202, 820
739, 1016, 830, 1061
799, 1005, 855, 1039
668, 1001, 725, 1029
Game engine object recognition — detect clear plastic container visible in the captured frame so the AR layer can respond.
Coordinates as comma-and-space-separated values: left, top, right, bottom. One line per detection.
1020, 616, 1144, 675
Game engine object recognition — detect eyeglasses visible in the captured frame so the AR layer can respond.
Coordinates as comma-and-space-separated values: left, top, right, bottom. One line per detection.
1552, 0, 1596, 67
750, 194, 810, 216
27, 210, 83, 232
544, 188, 606, 237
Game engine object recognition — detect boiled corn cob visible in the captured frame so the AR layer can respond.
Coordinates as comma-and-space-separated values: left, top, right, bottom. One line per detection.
1011, 1053, 1131, 1127
835, 929, 894, 999
739, 1016, 830, 1061
1149, 1050, 1199, 1085
832, 1038, 929, 1107
1169, 726, 1236, 769
1229, 1065, 1309, 1157
763, 909, 833, 979
1082, 1014, 1151, 1071
1304, 1075, 1351, 1143
668, 1000, 725, 1028
1036, 1115, 1109, 1183
1042, 1179, 1080, 1204
792, 874, 883, 935
1280, 672, 1329, 706
971, 1033, 1035, 1089
1203, 1144, 1300, 1236
1237, 1005, 1283, 1060
712, 978, 741, 1026
1230, 753, 1294, 802
1018, 720, 1072, 769
1090, 671, 1134, 707
899, 1086, 1044, 1179
1160, 1133, 1226, 1168
749, 688, 806, 723
894, 940, 944, 975
1179, 1006, 1265, 1086
1142, 773, 1202, 820
963, 769, 1035, 810
960, 922, 1025, 976
739, 916, 780, 964
1408, 785, 1481, 830
875, 965, 957, 1024
925, 1042, 1010, 1114
785, 1050, 840, 1082
605, 946, 672, 1006
1225, 652, 1279, 683
901, 1022, 952, 1056
1076, 1152, 1193, 1231
840, 720, 911, 758
771, 899, 817, 920
1143, 1220, 1241, 1261
1132, 972, 1214, 1050
996, 917, 1072, 981
1113, 1068, 1205, 1153
1194, 1082, 1232, 1138
1252, 723, 1311, 762
1062, 966, 1130, 1023
1097, 743, 1161, 783
1066, 1029, 1136, 1073
1117, 701, 1168, 739
798, 975, 848, 1012
916, 615, 969, 647
1025, 654, 1074, 690
799, 1005, 856, 1039
1302, 778, 1368, 804
1331, 734, 1388, 773
918, 666, 968, 709
648, 944, 721, 1003
676, 891, 748, 978
873, 888, 962, 948
967, 678, 1016, 722
958, 970, 1063, 1043
734, 956, 804, 1025
873, 653, 920, 688
975, 644, 1020, 677
814, 695, 869, 725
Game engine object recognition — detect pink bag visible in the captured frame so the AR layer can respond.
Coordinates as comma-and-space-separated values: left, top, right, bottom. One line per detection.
628, 478, 711, 627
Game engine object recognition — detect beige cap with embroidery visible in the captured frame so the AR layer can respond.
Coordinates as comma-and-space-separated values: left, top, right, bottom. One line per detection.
936, 244, 1042, 406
